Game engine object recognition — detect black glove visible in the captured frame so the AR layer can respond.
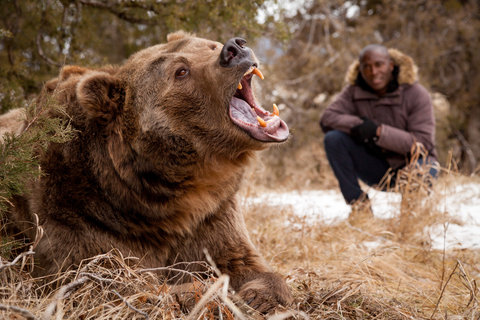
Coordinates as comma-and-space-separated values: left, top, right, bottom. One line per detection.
350, 118, 378, 144
351, 118, 383, 156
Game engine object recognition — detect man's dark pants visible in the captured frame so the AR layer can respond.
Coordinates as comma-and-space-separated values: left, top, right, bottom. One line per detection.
323, 130, 438, 204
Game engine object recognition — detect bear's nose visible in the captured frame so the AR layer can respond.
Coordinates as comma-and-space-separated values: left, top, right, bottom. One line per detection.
219, 37, 249, 67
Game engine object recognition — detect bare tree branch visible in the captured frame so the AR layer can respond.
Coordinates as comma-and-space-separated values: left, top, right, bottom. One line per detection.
36, 1, 61, 67
78, 0, 163, 25
455, 130, 476, 175
36, 33, 61, 67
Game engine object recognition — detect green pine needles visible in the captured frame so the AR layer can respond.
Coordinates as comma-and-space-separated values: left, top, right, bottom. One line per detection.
0, 97, 76, 212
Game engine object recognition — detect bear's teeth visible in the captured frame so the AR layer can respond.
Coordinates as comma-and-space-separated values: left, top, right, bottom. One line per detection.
272, 103, 279, 116
244, 66, 255, 76
257, 116, 267, 127
243, 66, 264, 80
252, 67, 264, 80
237, 82, 242, 90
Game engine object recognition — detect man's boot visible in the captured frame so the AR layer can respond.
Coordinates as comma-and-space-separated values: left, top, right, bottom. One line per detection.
348, 195, 374, 225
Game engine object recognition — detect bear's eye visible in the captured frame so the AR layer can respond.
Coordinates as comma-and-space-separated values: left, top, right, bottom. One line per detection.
175, 68, 189, 79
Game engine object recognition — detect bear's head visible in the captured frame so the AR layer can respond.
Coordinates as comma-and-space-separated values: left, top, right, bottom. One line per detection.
75, 31, 289, 163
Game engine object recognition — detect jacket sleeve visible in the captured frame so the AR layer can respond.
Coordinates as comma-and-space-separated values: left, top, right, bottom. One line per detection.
376, 84, 435, 155
320, 86, 363, 134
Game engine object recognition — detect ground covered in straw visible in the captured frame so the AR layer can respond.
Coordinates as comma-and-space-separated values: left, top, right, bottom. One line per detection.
1, 173, 479, 319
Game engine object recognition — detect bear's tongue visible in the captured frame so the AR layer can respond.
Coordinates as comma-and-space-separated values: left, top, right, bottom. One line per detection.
228, 69, 289, 143
229, 97, 289, 142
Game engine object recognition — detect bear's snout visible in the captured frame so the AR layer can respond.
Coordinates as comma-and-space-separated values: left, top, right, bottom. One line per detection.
219, 37, 252, 68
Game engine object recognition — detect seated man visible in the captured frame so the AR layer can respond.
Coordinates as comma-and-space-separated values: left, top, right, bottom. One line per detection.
320, 44, 439, 222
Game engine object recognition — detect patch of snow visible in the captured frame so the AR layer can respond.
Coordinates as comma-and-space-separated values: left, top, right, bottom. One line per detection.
245, 183, 480, 250
428, 183, 480, 250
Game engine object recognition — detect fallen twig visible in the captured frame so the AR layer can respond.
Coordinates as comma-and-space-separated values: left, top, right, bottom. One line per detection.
0, 303, 37, 320
42, 276, 90, 319
186, 274, 248, 320
112, 289, 149, 319
78, 272, 115, 284
267, 310, 310, 320
0, 249, 35, 272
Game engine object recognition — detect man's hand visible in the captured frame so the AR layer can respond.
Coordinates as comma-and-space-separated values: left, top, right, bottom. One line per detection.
350, 118, 378, 144
351, 118, 383, 156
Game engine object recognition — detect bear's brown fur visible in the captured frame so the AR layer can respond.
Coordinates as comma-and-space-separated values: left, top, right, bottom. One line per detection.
3, 31, 291, 313
0, 109, 26, 143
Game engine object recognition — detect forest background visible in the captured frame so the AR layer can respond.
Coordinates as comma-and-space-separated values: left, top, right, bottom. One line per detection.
1, 1, 480, 319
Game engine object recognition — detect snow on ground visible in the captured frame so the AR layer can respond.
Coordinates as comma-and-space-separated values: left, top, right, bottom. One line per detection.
427, 183, 480, 250
246, 183, 480, 250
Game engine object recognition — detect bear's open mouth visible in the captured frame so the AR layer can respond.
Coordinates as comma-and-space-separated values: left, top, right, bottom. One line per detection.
228, 65, 289, 142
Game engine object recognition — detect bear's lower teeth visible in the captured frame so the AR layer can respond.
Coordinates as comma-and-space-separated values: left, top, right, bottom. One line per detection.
257, 116, 267, 127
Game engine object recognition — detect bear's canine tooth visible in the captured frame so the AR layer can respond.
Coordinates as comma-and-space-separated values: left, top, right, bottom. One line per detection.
243, 66, 255, 76
237, 82, 242, 90
257, 116, 267, 127
242, 66, 264, 80
272, 103, 279, 116
253, 67, 264, 80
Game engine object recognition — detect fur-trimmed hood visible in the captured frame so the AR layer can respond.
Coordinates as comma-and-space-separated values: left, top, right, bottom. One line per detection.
345, 48, 418, 86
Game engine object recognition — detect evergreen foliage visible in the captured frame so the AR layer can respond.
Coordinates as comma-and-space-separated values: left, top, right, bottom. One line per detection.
0, 98, 75, 211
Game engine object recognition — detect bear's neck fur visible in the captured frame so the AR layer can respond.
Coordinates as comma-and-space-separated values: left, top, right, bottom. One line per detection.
36, 95, 251, 241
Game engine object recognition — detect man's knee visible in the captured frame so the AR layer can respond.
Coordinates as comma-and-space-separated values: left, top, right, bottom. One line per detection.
324, 130, 350, 152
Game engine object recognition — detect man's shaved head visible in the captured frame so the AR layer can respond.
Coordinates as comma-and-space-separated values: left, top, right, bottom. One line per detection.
359, 44, 390, 61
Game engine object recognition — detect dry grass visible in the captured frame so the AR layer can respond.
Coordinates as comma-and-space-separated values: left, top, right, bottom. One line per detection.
1, 159, 479, 319
0, 249, 262, 320
244, 192, 480, 319
241, 153, 480, 319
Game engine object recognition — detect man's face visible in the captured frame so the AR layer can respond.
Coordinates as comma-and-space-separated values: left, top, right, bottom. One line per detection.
359, 50, 394, 94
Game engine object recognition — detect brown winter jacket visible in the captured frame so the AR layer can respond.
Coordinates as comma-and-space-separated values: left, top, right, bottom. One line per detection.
320, 49, 437, 169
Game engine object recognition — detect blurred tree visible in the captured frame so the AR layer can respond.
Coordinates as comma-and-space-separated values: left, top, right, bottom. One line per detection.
262, 0, 479, 172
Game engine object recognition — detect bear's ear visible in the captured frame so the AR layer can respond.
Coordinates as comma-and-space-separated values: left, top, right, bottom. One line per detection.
167, 30, 195, 42
76, 72, 126, 124
60, 65, 88, 81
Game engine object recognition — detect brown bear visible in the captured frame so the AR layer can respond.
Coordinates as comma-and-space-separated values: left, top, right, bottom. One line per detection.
3, 31, 291, 313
